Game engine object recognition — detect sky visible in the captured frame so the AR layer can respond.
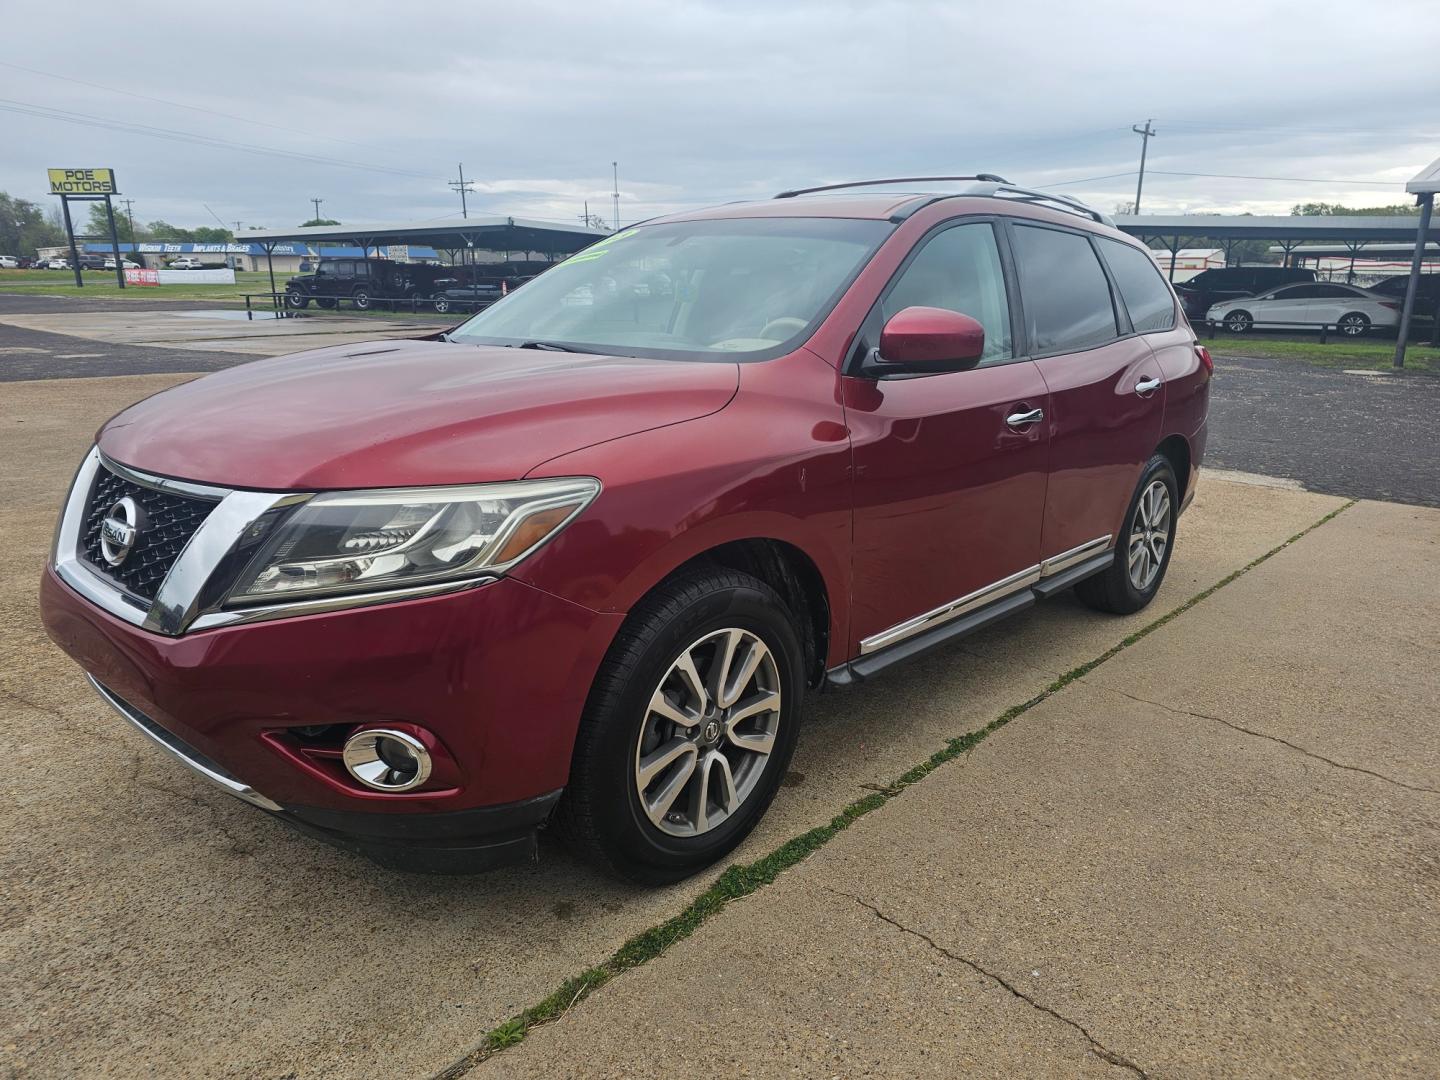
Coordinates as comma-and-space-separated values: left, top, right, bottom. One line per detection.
4, 0, 1438, 233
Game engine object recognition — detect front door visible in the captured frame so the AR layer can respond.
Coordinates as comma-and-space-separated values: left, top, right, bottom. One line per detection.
1008, 223, 1165, 565
1255, 284, 1313, 327
845, 219, 1050, 655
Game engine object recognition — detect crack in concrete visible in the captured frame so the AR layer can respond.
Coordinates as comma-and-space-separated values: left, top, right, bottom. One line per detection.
834, 890, 1150, 1079
1085, 682, 1440, 796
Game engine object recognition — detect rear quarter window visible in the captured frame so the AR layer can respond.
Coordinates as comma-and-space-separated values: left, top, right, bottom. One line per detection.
1098, 239, 1177, 333
1011, 225, 1118, 353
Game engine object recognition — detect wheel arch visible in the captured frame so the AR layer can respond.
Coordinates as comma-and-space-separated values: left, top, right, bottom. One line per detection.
643, 537, 832, 689
1155, 433, 1193, 505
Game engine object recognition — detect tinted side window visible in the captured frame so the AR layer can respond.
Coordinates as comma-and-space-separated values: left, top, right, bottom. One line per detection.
1270, 285, 1310, 299
1099, 239, 1176, 333
883, 222, 1012, 364
1011, 225, 1118, 353
1311, 284, 1356, 298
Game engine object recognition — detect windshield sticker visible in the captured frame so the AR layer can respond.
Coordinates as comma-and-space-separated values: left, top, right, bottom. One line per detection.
562, 229, 636, 265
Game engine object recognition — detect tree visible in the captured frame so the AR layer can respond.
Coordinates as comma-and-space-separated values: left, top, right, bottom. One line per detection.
0, 191, 64, 254
300, 217, 341, 227
1290, 201, 1415, 217
83, 201, 138, 242
146, 219, 194, 241
191, 226, 233, 243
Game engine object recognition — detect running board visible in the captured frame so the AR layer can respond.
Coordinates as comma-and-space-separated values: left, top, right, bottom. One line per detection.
826, 549, 1115, 688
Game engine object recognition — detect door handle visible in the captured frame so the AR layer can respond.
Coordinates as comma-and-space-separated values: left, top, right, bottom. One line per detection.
1135, 376, 1161, 395
1005, 407, 1044, 428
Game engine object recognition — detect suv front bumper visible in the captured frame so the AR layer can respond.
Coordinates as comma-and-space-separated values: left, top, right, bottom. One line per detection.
41, 566, 622, 871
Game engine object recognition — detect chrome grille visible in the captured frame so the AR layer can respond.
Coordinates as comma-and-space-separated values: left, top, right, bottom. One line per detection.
80, 466, 217, 601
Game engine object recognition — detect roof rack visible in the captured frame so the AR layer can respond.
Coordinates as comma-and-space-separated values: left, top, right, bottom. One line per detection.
772, 175, 1113, 227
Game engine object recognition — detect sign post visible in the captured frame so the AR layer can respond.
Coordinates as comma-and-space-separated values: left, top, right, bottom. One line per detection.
47, 169, 122, 290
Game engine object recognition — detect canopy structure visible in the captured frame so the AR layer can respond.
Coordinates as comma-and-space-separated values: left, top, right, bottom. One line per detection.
243, 216, 609, 296
1115, 197, 1440, 367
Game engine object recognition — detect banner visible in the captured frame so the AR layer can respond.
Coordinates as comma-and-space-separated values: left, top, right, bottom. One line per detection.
155, 268, 236, 285
124, 267, 160, 287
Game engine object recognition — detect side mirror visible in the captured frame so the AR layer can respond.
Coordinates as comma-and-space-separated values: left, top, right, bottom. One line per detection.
868, 306, 986, 376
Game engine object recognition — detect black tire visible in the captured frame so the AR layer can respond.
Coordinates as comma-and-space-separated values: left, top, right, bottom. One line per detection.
554, 568, 805, 884
285, 290, 309, 309
1076, 454, 1179, 615
1338, 312, 1370, 336
433, 296, 451, 315
315, 297, 338, 310
351, 289, 371, 310
1224, 310, 1252, 333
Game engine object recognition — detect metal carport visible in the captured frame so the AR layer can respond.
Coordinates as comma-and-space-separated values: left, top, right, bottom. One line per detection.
1113, 175, 1440, 368
242, 216, 609, 303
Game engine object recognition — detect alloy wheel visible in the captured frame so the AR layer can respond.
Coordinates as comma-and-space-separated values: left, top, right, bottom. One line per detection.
634, 627, 782, 838
1339, 314, 1367, 336
1128, 479, 1171, 592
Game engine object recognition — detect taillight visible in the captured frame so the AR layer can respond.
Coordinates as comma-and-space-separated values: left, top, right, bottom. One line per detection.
1379, 301, 1400, 311
1195, 344, 1214, 375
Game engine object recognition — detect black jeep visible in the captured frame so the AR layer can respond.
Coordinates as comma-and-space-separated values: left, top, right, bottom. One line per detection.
284, 258, 424, 311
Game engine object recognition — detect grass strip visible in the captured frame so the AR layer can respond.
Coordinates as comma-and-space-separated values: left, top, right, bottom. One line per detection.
435, 496, 1359, 1079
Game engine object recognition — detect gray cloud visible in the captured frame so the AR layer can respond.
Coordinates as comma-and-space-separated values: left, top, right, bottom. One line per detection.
3, 0, 1436, 230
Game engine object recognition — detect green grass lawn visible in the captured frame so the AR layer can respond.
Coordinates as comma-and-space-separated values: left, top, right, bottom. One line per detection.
0, 268, 293, 302
1205, 329, 1438, 373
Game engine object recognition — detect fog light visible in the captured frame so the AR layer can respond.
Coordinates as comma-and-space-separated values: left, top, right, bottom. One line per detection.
341, 728, 433, 792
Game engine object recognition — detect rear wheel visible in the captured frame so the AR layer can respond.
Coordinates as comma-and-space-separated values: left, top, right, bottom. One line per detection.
1076, 454, 1178, 615
1338, 312, 1370, 336
555, 568, 804, 884
1223, 310, 1252, 333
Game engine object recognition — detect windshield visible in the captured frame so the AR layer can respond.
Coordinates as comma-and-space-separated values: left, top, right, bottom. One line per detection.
448, 217, 892, 360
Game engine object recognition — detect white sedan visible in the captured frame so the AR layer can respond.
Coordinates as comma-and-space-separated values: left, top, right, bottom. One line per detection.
1207, 282, 1400, 336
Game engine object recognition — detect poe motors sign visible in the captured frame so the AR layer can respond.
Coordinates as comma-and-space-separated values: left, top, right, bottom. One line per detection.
48, 168, 118, 195
47, 167, 125, 289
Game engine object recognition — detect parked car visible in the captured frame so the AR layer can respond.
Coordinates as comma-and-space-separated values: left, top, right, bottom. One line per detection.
430, 280, 504, 314
1369, 273, 1440, 320
168, 257, 204, 270
0, 255, 18, 269
1207, 282, 1400, 335
78, 254, 108, 271
104, 257, 141, 270
43, 257, 69, 270
1173, 265, 1316, 320
40, 177, 1210, 883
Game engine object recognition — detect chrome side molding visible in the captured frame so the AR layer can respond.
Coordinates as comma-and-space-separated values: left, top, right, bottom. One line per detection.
860, 535, 1113, 656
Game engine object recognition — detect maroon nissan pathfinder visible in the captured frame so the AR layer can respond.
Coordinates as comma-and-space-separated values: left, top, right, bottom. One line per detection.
41, 176, 1211, 883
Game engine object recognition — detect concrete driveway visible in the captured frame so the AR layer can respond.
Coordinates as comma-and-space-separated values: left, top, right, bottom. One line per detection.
2, 372, 1434, 1079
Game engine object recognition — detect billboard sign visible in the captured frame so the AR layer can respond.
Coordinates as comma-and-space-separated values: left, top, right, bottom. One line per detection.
48, 168, 118, 195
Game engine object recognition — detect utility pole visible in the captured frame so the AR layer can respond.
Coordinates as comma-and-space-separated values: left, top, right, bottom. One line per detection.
1131, 119, 1156, 215
310, 197, 324, 222
233, 220, 243, 234
121, 198, 137, 242
449, 164, 474, 219
612, 161, 620, 231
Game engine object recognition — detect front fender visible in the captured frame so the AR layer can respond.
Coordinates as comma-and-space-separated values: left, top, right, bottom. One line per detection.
513, 350, 853, 669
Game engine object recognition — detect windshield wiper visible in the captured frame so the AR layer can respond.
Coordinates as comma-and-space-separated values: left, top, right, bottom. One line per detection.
517, 340, 589, 353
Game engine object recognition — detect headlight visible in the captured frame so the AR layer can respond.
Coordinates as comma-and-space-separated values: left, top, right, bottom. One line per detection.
226, 477, 599, 605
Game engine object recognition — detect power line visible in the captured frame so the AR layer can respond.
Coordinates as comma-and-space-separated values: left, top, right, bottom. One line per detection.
1149, 169, 1400, 185
0, 58, 398, 155
0, 98, 441, 181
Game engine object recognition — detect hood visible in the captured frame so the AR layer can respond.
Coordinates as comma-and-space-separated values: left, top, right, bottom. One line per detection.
98, 339, 738, 490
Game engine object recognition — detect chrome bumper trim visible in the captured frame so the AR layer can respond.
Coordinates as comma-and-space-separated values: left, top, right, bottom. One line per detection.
86, 674, 283, 813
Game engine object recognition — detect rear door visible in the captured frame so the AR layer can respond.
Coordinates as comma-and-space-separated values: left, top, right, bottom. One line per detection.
1007, 222, 1164, 568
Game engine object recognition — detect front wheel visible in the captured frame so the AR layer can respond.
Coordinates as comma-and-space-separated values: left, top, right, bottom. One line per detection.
1338, 312, 1370, 336
1076, 454, 1178, 615
433, 296, 451, 314
555, 568, 805, 884
351, 289, 371, 310
1223, 311, 1252, 333
285, 291, 309, 309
